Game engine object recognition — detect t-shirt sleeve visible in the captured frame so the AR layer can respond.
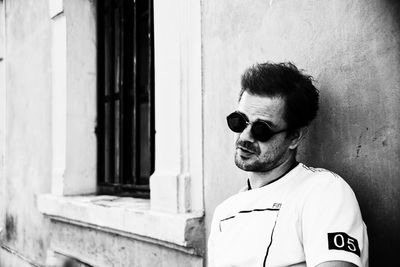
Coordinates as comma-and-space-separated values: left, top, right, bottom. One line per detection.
301, 174, 368, 267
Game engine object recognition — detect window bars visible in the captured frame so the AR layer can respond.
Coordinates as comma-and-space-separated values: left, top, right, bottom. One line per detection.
97, 0, 154, 198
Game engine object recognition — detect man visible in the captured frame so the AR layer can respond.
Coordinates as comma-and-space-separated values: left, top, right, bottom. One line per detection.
208, 62, 368, 267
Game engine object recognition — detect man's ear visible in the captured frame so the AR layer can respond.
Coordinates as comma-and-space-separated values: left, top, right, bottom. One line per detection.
288, 127, 308, 150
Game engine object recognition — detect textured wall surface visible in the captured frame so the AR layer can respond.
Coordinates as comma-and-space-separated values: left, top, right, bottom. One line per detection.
49, 220, 203, 267
0, 0, 51, 265
203, 0, 400, 265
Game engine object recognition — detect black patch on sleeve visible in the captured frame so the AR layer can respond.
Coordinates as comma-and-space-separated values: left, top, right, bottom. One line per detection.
328, 232, 361, 256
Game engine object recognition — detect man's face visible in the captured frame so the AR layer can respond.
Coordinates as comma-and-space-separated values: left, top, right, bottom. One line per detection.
234, 91, 293, 172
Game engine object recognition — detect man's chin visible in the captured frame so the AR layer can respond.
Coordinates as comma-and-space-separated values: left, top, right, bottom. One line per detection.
235, 158, 261, 172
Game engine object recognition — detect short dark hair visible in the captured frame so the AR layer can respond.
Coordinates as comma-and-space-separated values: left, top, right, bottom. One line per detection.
240, 62, 319, 130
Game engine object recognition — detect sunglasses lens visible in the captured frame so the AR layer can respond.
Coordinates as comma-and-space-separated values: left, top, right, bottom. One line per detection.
227, 113, 246, 133
227, 112, 278, 142
251, 121, 273, 142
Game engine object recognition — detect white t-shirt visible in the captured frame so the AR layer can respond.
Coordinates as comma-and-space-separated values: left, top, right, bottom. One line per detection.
208, 163, 368, 267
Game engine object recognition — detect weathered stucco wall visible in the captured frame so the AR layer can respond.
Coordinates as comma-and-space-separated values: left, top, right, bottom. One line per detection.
202, 0, 400, 266
0, 0, 51, 265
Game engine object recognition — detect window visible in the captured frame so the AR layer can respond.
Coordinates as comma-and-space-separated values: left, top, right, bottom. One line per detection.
97, 0, 154, 198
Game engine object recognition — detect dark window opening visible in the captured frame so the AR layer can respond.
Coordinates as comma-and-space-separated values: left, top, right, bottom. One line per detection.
97, 0, 154, 198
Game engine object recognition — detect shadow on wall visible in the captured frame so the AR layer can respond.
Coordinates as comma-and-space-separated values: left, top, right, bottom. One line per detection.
4, 213, 17, 242
46, 251, 93, 267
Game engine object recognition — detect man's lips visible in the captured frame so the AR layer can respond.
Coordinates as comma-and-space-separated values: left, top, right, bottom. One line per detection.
237, 146, 257, 154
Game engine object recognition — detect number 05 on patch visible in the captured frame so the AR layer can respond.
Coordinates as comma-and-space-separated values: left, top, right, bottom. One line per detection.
327, 232, 361, 256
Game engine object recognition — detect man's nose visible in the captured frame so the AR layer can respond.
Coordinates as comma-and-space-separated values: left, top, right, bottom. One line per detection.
238, 124, 255, 142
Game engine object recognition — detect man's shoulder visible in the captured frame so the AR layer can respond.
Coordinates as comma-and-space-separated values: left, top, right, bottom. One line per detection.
297, 163, 358, 204
298, 163, 349, 187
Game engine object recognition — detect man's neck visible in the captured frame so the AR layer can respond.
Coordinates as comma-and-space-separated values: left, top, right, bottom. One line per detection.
248, 156, 297, 189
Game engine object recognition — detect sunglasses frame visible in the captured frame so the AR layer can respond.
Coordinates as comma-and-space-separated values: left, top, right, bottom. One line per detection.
226, 111, 289, 142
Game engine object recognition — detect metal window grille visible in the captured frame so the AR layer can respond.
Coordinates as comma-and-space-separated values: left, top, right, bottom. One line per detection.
97, 0, 154, 198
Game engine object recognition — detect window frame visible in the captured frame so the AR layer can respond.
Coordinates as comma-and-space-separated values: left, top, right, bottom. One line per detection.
96, 0, 155, 198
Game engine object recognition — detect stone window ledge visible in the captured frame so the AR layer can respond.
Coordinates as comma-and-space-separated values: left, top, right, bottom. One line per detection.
37, 194, 204, 255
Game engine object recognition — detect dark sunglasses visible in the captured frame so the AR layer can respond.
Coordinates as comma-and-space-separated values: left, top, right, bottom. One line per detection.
226, 111, 288, 142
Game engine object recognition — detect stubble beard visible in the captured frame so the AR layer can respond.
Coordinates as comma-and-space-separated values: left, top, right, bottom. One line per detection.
234, 148, 288, 173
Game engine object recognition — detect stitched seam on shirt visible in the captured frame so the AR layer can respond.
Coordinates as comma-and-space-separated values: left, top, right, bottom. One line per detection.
263, 210, 281, 267
219, 208, 280, 232
219, 208, 280, 222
